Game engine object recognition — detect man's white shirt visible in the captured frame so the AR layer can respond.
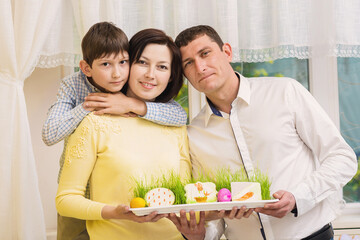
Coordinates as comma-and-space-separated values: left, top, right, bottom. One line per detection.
187, 73, 357, 240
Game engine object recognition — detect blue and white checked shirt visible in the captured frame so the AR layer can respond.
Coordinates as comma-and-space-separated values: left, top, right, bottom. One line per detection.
42, 71, 187, 196
42, 71, 187, 146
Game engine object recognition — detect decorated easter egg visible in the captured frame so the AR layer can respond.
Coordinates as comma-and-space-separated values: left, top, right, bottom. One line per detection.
217, 188, 232, 202
145, 188, 175, 207
130, 197, 146, 208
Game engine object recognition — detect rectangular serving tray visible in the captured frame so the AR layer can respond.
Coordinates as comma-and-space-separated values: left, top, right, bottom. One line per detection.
130, 199, 278, 216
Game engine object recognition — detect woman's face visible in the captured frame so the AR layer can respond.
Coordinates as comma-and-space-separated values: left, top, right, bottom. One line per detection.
127, 44, 172, 102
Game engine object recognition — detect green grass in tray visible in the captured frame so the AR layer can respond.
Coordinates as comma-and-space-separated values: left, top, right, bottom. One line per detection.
132, 167, 272, 204
190, 167, 272, 200
132, 171, 189, 204
249, 168, 272, 200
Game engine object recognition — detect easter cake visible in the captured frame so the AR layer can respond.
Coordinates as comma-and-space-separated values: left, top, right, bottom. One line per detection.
231, 182, 262, 201
184, 182, 218, 204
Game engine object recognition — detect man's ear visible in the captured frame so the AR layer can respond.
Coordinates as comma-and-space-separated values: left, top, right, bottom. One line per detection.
79, 60, 92, 77
222, 43, 233, 62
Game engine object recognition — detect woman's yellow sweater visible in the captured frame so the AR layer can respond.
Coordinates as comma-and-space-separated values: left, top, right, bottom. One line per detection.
56, 113, 191, 240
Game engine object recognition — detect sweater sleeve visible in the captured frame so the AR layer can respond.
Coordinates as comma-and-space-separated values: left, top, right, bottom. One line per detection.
55, 115, 106, 220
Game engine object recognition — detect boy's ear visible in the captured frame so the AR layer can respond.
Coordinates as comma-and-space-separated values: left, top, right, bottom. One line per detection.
79, 60, 92, 77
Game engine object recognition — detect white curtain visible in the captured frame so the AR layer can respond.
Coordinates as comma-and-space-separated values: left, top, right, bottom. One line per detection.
1, 0, 360, 238
42, 0, 360, 65
0, 0, 65, 239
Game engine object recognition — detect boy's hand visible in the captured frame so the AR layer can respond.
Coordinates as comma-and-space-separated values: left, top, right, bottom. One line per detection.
84, 92, 147, 116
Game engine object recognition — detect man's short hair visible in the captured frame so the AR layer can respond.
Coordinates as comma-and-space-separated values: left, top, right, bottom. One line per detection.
81, 22, 129, 67
175, 25, 224, 50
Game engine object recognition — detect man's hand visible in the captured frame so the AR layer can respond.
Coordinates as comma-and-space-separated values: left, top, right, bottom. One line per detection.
206, 206, 254, 221
255, 190, 296, 218
102, 204, 167, 223
168, 210, 206, 240
83, 92, 146, 116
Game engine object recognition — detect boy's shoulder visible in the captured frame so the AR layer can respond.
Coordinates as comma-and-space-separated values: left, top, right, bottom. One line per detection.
61, 70, 87, 84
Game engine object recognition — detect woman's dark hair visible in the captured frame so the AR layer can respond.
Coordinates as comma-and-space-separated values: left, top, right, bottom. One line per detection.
126, 28, 183, 103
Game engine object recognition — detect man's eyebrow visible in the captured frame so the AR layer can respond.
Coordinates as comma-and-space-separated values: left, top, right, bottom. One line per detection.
182, 57, 191, 64
182, 47, 210, 64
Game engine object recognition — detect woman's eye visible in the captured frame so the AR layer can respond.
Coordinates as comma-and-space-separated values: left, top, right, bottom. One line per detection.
120, 60, 128, 64
159, 65, 168, 70
138, 60, 146, 65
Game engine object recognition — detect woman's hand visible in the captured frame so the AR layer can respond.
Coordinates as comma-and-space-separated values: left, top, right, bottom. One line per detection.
102, 204, 167, 223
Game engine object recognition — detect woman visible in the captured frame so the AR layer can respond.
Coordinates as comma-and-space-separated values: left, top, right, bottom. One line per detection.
56, 29, 191, 240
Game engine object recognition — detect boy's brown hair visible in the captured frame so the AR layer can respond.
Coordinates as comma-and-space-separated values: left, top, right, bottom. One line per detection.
175, 25, 224, 50
81, 22, 129, 67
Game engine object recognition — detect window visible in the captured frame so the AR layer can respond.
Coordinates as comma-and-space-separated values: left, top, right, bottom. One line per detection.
186, 57, 359, 206
231, 58, 309, 89
174, 80, 189, 123
338, 57, 360, 203
178, 58, 309, 121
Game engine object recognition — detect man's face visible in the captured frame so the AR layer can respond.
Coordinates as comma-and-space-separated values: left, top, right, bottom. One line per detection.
180, 35, 232, 95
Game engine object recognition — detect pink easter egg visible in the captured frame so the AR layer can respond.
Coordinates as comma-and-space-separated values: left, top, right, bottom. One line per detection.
217, 188, 232, 202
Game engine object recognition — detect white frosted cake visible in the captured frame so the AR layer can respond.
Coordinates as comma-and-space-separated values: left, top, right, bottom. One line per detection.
185, 182, 217, 204
231, 182, 262, 201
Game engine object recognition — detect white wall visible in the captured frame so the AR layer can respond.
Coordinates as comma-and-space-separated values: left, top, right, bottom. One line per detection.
24, 67, 64, 237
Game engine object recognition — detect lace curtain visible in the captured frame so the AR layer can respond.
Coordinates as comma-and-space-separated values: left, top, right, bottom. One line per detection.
1, 0, 360, 238
37, 0, 360, 68
0, 0, 63, 239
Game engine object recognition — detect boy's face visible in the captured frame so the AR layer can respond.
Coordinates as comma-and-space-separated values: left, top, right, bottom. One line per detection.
82, 52, 129, 93
179, 35, 232, 95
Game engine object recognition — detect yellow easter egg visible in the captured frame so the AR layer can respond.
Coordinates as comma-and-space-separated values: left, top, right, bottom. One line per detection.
130, 197, 146, 208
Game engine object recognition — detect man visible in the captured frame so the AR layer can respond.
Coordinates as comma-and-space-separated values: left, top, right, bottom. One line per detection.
172, 25, 358, 240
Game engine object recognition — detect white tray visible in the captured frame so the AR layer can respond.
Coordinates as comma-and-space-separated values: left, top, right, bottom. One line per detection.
130, 199, 278, 216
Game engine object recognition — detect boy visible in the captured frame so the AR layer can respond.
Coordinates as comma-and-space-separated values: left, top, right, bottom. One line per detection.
42, 22, 187, 240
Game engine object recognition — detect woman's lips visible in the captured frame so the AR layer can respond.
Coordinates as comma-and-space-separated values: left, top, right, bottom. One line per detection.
141, 82, 156, 89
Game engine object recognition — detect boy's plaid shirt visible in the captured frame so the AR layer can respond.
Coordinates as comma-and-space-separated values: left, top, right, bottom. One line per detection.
42, 71, 187, 198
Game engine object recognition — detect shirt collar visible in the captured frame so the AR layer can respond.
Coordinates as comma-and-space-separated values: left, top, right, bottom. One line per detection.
203, 72, 251, 126
81, 71, 101, 93
236, 72, 251, 105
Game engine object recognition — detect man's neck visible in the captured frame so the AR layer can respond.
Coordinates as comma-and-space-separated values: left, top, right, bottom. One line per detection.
207, 73, 240, 114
